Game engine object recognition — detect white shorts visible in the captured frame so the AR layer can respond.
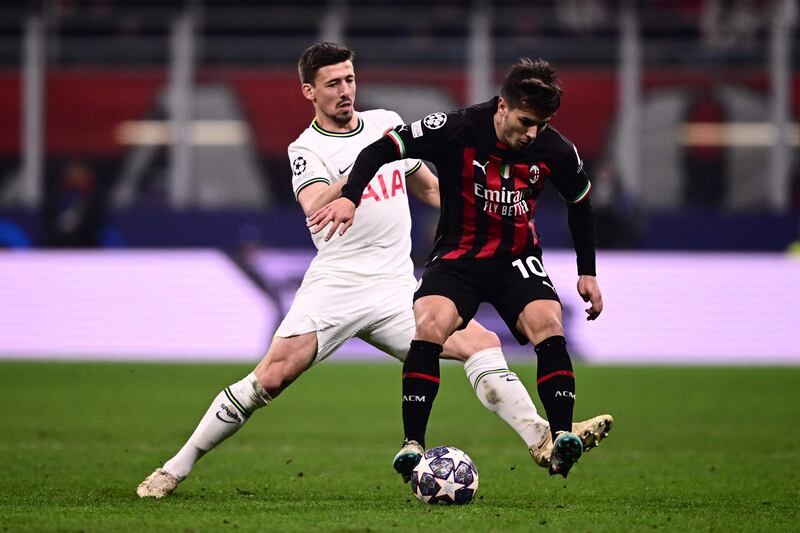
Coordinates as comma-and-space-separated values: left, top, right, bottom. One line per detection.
274, 273, 416, 363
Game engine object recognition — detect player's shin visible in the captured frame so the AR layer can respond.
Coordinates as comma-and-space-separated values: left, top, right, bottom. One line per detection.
402, 340, 442, 447
162, 373, 272, 480
533, 336, 575, 439
464, 347, 548, 447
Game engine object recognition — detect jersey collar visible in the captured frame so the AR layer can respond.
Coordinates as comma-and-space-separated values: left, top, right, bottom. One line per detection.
311, 115, 364, 137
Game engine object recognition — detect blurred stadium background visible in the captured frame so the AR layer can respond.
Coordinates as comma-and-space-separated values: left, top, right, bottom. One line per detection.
0, 0, 798, 364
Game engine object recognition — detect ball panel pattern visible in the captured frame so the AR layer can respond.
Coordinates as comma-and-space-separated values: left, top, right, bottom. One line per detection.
411, 446, 479, 506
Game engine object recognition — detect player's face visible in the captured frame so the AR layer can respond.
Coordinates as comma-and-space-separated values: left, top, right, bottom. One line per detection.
303, 61, 356, 127
495, 98, 551, 150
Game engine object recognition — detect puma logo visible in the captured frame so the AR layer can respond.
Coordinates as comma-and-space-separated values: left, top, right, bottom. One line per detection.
472, 160, 489, 173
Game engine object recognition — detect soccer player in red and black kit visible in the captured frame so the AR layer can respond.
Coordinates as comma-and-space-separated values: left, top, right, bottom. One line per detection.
309, 58, 611, 479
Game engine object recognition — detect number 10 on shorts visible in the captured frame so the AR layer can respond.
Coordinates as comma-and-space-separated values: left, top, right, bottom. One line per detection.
512, 256, 548, 279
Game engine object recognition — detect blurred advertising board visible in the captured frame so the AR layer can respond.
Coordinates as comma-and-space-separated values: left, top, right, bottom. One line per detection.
0, 250, 797, 364
0, 250, 275, 360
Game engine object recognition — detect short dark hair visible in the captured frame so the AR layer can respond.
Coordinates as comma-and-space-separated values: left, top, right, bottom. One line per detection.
297, 42, 354, 85
500, 58, 563, 117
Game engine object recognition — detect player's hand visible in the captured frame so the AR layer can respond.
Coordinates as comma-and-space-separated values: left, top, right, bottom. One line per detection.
307, 197, 356, 241
577, 275, 603, 320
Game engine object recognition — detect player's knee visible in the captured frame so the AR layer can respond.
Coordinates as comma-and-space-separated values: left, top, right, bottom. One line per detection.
520, 304, 563, 339
414, 313, 452, 344
535, 317, 563, 340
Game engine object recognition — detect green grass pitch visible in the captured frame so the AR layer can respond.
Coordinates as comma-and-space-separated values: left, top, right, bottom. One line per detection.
1, 361, 798, 532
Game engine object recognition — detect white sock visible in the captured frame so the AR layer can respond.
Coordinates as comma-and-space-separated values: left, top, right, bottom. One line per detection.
162, 372, 271, 480
464, 348, 549, 448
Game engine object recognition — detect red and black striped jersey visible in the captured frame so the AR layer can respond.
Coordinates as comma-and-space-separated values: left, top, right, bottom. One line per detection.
342, 97, 595, 272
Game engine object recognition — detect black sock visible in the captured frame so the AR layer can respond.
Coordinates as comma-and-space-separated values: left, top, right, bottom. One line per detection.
534, 335, 575, 439
402, 340, 442, 447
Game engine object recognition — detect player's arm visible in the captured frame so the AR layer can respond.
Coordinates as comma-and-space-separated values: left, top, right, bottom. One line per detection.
550, 141, 603, 320
309, 115, 449, 240
568, 196, 603, 320
297, 179, 347, 218
289, 146, 343, 217
406, 162, 440, 209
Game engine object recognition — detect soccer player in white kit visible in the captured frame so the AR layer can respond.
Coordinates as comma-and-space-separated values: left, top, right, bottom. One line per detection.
136, 43, 611, 498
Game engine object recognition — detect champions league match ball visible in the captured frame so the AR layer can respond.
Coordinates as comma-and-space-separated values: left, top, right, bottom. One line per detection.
410, 446, 479, 505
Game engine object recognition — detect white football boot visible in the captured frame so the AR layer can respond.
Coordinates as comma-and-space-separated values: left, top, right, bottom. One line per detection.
573, 414, 614, 453
136, 468, 180, 498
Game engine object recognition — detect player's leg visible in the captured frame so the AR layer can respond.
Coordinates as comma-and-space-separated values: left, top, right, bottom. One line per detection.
516, 300, 571, 435
446, 320, 612, 470
515, 299, 582, 477
362, 303, 549, 476
402, 295, 460, 443
442, 320, 550, 450
391, 295, 460, 481
392, 261, 484, 481
136, 333, 316, 498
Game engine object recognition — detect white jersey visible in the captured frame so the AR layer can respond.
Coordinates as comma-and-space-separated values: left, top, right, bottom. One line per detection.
279, 110, 422, 362
288, 109, 421, 282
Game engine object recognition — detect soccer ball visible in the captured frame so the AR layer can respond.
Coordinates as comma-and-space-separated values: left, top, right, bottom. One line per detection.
410, 446, 479, 505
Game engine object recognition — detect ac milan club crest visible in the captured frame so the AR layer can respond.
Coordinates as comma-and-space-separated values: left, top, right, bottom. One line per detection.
528, 162, 550, 185
528, 164, 541, 184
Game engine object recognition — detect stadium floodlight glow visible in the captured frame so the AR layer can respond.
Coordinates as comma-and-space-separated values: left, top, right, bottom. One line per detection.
681, 122, 800, 147
115, 120, 249, 146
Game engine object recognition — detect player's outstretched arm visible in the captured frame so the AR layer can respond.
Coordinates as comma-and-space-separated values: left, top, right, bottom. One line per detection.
340, 135, 400, 202
577, 275, 603, 320
308, 197, 356, 241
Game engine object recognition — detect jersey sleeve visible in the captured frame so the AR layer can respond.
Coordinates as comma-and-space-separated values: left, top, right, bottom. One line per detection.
404, 159, 423, 175
384, 111, 456, 163
341, 111, 457, 206
549, 138, 592, 204
382, 110, 423, 175
287, 145, 330, 200
548, 136, 596, 275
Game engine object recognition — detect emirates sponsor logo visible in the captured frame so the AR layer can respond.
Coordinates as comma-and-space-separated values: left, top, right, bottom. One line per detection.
474, 183, 530, 216
474, 183, 526, 204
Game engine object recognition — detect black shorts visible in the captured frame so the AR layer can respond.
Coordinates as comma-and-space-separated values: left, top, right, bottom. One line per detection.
413, 251, 561, 345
